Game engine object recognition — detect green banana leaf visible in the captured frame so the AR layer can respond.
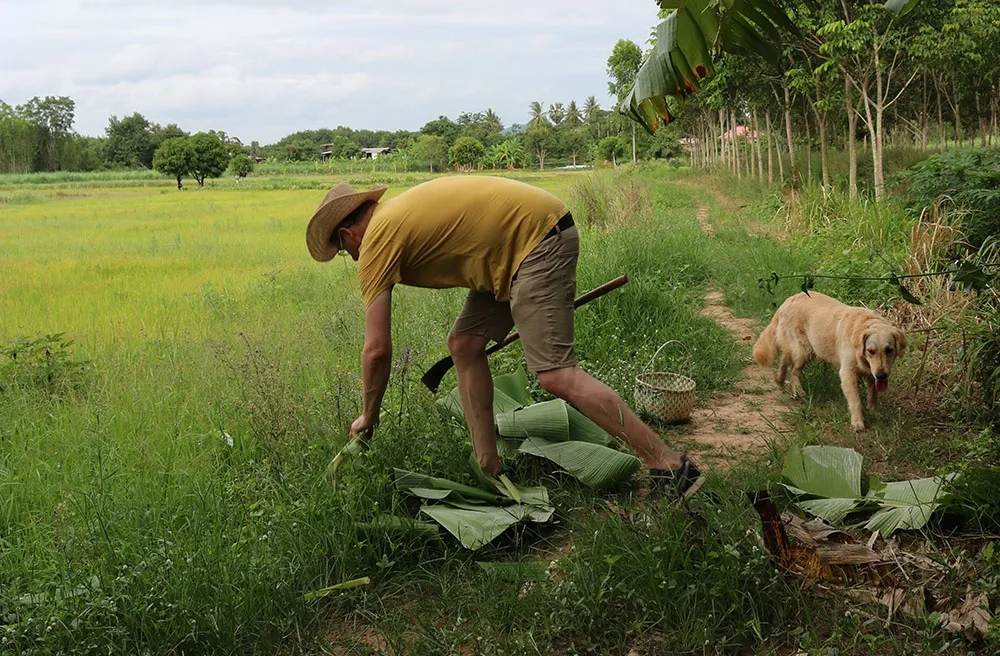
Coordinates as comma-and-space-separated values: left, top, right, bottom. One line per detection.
437, 384, 522, 421
493, 366, 532, 407
567, 406, 615, 447
496, 399, 616, 447
782, 446, 863, 499
864, 475, 957, 534
779, 446, 954, 535
393, 468, 506, 505
497, 399, 570, 442
420, 503, 553, 550
518, 436, 641, 489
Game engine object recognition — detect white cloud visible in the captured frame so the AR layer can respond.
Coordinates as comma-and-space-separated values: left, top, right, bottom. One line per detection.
0, 0, 659, 143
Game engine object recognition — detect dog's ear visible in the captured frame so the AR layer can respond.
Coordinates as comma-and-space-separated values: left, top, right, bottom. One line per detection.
855, 327, 870, 360
894, 328, 907, 357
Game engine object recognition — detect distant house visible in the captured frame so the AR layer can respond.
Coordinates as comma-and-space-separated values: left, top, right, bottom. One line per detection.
320, 143, 334, 161
361, 147, 392, 159
719, 126, 760, 141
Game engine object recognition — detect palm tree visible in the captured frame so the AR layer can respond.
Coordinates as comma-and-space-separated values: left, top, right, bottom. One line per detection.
565, 100, 582, 128
584, 95, 601, 137
548, 102, 565, 126
528, 101, 546, 127
484, 108, 503, 133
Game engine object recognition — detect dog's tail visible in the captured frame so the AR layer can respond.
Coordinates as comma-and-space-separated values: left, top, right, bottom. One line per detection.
753, 314, 779, 367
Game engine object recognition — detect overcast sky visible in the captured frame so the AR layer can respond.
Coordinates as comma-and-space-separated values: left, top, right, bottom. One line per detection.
1, 1, 661, 144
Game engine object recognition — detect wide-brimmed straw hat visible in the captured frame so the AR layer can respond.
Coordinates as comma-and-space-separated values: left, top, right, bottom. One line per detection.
306, 183, 389, 261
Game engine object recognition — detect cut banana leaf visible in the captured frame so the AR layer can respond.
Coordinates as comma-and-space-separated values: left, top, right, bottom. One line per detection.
421, 503, 552, 550
393, 468, 505, 505
795, 497, 865, 525
864, 475, 957, 534
497, 399, 570, 442
782, 446, 863, 500
493, 366, 532, 407
437, 385, 523, 421
518, 436, 641, 489
567, 406, 615, 447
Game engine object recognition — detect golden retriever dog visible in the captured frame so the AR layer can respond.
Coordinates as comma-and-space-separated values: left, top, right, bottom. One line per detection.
753, 292, 906, 431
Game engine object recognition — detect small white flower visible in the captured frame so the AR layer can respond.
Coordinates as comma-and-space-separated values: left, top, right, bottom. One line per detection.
222, 431, 234, 447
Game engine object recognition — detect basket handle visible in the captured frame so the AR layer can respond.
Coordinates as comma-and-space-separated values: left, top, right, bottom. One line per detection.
647, 340, 693, 376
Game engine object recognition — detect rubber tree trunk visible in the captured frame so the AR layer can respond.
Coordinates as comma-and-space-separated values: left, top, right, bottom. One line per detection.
766, 110, 774, 187
783, 79, 798, 189
846, 74, 858, 199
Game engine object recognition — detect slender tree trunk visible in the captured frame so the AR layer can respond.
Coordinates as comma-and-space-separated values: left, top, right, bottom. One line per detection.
921, 73, 929, 152
811, 80, 829, 190
766, 110, 775, 187
870, 44, 886, 201
803, 101, 812, 186
953, 80, 963, 148
846, 74, 858, 199
783, 79, 797, 188
732, 112, 742, 179
753, 109, 764, 186
936, 75, 945, 149
976, 92, 986, 147
631, 123, 636, 164
718, 109, 726, 169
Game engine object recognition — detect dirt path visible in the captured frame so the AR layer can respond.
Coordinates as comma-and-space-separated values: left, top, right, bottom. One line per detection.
670, 202, 791, 470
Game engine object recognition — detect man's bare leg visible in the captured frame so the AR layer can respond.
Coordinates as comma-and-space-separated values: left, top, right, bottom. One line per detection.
536, 365, 683, 471
447, 333, 501, 474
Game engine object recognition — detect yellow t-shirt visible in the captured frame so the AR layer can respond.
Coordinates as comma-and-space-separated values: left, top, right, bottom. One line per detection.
358, 176, 568, 307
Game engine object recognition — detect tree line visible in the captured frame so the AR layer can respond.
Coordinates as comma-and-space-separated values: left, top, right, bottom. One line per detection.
1, 50, 690, 180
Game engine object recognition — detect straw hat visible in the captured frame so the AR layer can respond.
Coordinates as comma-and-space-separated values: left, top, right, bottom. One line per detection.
306, 183, 389, 261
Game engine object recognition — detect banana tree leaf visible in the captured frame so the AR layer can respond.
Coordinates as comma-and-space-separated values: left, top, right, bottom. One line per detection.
518, 436, 641, 489
566, 406, 615, 447
420, 503, 552, 550
440, 499, 554, 521
627, 0, 804, 133
796, 497, 867, 524
863, 475, 956, 534
393, 468, 505, 505
781, 446, 863, 500
497, 399, 570, 442
437, 385, 523, 421
493, 366, 532, 407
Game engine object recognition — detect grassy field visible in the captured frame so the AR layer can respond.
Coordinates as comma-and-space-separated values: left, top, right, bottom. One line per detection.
0, 165, 991, 655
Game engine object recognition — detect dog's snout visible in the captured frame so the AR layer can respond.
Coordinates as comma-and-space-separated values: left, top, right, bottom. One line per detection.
875, 372, 888, 381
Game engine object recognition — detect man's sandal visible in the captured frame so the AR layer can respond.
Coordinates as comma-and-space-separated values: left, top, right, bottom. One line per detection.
648, 455, 705, 506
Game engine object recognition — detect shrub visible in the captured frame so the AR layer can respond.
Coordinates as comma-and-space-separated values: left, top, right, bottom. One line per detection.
0, 333, 89, 395
903, 148, 1000, 250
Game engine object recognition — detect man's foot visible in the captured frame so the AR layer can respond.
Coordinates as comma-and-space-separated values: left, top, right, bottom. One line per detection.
648, 455, 705, 505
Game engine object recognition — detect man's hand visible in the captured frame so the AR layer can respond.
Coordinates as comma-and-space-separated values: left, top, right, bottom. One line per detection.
350, 415, 377, 441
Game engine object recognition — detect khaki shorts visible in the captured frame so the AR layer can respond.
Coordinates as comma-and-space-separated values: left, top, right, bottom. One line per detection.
450, 224, 579, 372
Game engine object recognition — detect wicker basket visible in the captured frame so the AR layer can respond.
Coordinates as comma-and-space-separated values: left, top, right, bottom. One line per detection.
635, 340, 696, 423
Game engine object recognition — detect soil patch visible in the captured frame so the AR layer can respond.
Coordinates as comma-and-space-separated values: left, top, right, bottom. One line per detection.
668, 290, 791, 470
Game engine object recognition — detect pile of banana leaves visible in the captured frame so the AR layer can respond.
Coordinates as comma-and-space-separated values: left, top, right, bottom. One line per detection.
392, 367, 641, 549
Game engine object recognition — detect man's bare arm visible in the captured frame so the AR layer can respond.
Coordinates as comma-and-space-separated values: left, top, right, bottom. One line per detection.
352, 289, 392, 437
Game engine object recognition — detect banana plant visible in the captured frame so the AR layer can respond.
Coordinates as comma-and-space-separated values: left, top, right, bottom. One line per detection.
623, 0, 922, 133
